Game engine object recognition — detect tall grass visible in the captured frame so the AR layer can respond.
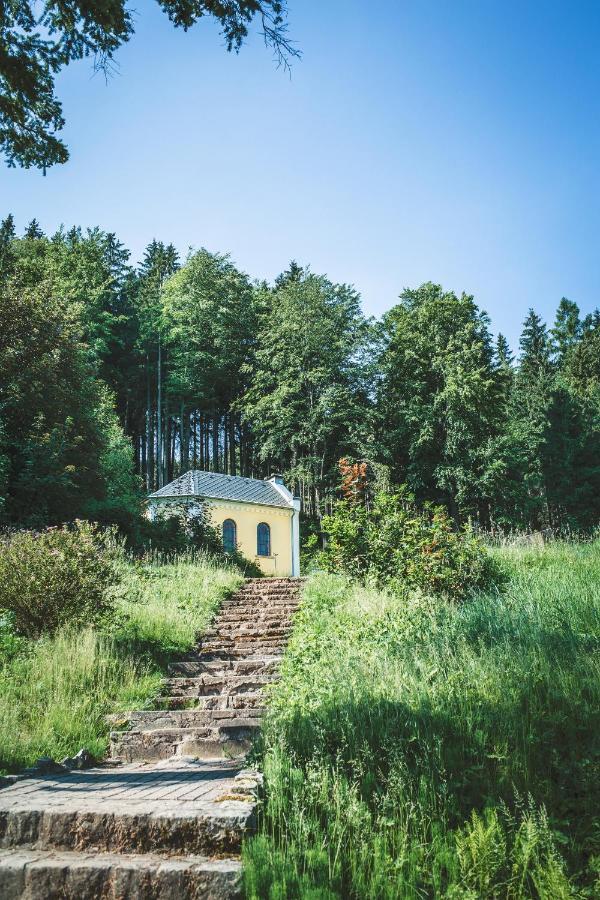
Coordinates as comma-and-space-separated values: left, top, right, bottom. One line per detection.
0, 553, 242, 773
244, 541, 600, 898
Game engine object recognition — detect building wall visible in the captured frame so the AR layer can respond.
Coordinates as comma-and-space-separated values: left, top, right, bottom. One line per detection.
207, 500, 294, 576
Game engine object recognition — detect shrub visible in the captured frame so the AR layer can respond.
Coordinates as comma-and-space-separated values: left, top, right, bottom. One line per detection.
0, 521, 121, 637
138, 508, 263, 576
320, 488, 494, 598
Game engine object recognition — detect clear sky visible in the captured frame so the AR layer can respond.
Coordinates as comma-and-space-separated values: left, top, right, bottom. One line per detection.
2, 0, 599, 349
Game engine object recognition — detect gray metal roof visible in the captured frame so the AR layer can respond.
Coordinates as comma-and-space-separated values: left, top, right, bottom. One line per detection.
148, 471, 292, 508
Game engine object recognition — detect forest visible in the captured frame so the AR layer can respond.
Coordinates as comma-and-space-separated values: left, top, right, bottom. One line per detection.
1, 213, 599, 540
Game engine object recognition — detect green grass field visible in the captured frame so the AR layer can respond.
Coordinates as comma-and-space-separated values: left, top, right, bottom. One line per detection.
244, 541, 600, 898
0, 553, 241, 773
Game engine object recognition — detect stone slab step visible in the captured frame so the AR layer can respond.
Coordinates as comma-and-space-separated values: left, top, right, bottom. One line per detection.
199, 648, 284, 660
126, 707, 266, 731
168, 657, 281, 677
213, 619, 294, 630
158, 692, 266, 712
204, 621, 291, 634
0, 762, 255, 857
0, 848, 241, 900
200, 639, 285, 652
111, 722, 262, 762
164, 674, 274, 698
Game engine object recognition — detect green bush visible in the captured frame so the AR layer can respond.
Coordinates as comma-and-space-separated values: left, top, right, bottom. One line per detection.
320, 489, 494, 598
0, 521, 121, 637
139, 510, 263, 576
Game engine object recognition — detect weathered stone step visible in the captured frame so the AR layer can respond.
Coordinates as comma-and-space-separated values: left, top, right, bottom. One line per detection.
168, 657, 281, 677
199, 647, 284, 660
0, 847, 241, 900
0, 762, 256, 857
202, 627, 290, 642
217, 609, 293, 628
158, 691, 266, 711
201, 636, 285, 648
111, 722, 261, 762
164, 674, 274, 699
224, 596, 299, 603
126, 706, 266, 731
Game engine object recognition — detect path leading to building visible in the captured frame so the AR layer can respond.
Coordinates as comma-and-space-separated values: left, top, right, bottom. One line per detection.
0, 577, 305, 899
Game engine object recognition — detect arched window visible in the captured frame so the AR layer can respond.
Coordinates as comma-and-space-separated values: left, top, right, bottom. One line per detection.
257, 522, 271, 556
222, 519, 237, 553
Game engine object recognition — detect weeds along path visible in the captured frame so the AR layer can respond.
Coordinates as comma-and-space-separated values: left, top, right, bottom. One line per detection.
244, 544, 600, 898
0, 577, 305, 900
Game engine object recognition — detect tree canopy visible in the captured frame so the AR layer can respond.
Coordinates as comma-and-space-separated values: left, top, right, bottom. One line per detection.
0, 1, 296, 170
1, 213, 599, 537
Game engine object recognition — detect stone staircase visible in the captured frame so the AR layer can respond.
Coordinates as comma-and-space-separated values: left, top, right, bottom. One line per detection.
0, 577, 304, 899
110, 577, 304, 763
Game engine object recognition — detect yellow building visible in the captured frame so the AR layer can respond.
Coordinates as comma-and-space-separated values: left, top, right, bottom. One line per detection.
147, 471, 300, 576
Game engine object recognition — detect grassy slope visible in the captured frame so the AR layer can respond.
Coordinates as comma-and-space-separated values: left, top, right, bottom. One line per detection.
244, 541, 600, 898
0, 555, 242, 773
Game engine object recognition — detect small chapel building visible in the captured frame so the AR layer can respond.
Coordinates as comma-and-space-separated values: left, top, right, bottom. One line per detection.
147, 471, 301, 577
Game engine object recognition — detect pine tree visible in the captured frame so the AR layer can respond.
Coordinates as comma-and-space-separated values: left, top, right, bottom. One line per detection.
244, 268, 373, 518
377, 283, 501, 522
0, 214, 15, 276
24, 219, 44, 239
551, 297, 581, 362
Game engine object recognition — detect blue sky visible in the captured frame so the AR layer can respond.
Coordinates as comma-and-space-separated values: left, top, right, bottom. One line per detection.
2, 0, 599, 349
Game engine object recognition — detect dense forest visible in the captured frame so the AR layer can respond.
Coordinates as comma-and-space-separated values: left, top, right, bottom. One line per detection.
1, 213, 599, 538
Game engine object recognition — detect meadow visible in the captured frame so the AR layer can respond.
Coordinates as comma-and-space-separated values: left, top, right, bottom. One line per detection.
244, 541, 600, 898
0, 553, 241, 773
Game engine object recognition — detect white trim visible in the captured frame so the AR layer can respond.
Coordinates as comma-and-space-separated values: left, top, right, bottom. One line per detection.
266, 476, 295, 506
291, 498, 301, 576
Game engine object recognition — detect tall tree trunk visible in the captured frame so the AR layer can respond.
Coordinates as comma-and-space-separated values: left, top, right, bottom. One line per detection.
212, 413, 219, 472
192, 411, 197, 468
157, 339, 163, 488
145, 354, 153, 491
199, 413, 204, 470
181, 404, 190, 473
229, 414, 236, 476
204, 414, 209, 470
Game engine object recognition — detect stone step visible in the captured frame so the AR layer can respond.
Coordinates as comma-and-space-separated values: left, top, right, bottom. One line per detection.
168, 657, 281, 677
215, 609, 293, 628
220, 595, 299, 605
197, 649, 282, 661
0, 762, 256, 857
198, 647, 284, 660
0, 848, 241, 900
202, 628, 290, 642
159, 691, 266, 711
111, 722, 261, 762
126, 706, 266, 731
164, 674, 274, 699
201, 635, 285, 647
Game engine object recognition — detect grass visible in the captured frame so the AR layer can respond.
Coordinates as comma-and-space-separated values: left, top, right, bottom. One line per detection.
243, 540, 600, 898
0, 552, 242, 773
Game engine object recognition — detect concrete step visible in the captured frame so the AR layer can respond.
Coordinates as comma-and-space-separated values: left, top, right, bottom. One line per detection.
111, 722, 261, 762
0, 847, 241, 900
126, 706, 266, 731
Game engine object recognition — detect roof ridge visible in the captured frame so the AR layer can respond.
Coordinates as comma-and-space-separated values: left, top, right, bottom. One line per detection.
148, 469, 292, 508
